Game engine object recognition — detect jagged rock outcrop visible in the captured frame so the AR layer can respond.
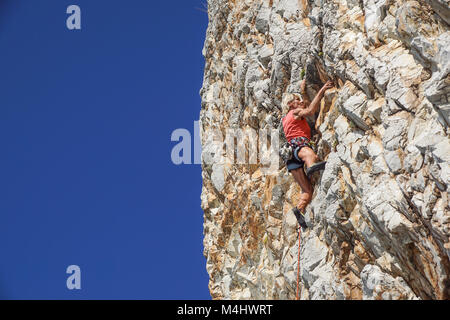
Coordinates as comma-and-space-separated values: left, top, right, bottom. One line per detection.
200, 0, 450, 300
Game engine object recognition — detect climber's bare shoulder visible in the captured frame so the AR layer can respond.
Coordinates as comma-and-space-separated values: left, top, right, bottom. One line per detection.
293, 106, 312, 120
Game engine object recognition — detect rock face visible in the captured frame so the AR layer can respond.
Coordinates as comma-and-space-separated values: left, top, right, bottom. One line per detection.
200, 0, 450, 300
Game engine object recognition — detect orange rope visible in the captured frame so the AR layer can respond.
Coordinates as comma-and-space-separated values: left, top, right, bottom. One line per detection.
296, 226, 301, 300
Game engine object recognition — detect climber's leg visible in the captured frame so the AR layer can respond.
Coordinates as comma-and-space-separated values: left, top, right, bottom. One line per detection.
290, 167, 313, 211
297, 146, 318, 168
297, 147, 326, 177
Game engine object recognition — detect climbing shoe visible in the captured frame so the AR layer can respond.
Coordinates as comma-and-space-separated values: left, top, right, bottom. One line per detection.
305, 161, 326, 177
293, 207, 308, 230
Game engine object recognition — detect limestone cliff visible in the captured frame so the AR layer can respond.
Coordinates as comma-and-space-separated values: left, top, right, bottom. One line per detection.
200, 0, 450, 300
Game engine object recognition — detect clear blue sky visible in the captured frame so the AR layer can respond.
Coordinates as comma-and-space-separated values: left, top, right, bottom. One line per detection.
0, 0, 210, 299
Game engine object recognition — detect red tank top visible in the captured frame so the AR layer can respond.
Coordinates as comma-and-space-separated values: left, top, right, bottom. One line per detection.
282, 110, 311, 141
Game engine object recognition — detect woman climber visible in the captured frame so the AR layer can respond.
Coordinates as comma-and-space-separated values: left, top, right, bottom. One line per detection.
282, 78, 334, 225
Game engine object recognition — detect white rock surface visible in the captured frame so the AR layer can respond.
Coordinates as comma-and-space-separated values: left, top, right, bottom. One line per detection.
201, 0, 450, 300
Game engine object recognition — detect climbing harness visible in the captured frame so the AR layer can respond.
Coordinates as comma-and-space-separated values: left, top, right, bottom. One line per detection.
289, 136, 316, 151
296, 226, 301, 300
279, 137, 316, 164
279, 141, 293, 162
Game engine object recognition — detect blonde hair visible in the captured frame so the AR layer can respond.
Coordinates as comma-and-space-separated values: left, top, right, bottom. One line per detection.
282, 93, 303, 114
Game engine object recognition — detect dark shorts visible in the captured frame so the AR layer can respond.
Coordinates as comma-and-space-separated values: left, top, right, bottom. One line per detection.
285, 137, 315, 172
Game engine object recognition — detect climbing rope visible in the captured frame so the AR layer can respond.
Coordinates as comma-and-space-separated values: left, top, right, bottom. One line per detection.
296, 226, 301, 300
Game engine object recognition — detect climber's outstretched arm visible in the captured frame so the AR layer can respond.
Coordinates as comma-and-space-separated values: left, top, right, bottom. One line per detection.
294, 80, 333, 119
